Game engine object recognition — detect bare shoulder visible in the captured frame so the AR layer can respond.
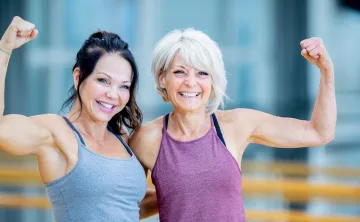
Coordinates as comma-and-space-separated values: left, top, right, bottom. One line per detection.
214, 109, 269, 153
214, 108, 270, 133
30, 113, 64, 125
129, 116, 164, 153
30, 114, 80, 148
215, 108, 254, 124
30, 114, 70, 133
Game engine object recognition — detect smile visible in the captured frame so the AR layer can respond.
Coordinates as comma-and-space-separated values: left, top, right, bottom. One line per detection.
179, 92, 201, 98
96, 101, 116, 110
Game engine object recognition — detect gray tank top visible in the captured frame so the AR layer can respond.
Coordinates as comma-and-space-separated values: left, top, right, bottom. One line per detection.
45, 117, 147, 222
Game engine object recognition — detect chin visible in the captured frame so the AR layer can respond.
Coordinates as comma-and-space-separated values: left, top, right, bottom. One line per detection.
179, 104, 205, 112
175, 96, 209, 112
93, 112, 116, 122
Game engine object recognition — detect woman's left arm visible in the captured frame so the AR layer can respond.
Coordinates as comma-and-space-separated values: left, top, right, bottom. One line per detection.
246, 37, 336, 148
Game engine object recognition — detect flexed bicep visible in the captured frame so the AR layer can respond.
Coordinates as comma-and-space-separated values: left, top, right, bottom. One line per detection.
242, 109, 326, 148
0, 114, 54, 156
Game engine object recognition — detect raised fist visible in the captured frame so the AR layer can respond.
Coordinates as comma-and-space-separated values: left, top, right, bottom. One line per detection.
0, 16, 38, 52
300, 37, 333, 71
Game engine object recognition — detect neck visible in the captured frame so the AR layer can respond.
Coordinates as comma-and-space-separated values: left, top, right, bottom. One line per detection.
67, 102, 108, 141
170, 108, 211, 138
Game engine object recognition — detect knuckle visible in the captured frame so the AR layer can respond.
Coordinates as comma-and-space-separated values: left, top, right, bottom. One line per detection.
9, 24, 17, 32
12, 16, 22, 24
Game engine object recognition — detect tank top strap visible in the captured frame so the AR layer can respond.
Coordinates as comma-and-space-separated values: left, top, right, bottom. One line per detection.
209, 113, 215, 127
62, 116, 86, 146
211, 113, 227, 147
107, 125, 133, 156
163, 113, 170, 130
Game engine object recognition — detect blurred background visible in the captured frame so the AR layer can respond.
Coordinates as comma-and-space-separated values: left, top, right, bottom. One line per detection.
0, 0, 360, 221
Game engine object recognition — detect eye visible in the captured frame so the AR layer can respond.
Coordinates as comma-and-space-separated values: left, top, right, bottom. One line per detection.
98, 78, 109, 84
198, 71, 209, 76
120, 85, 130, 90
174, 70, 185, 74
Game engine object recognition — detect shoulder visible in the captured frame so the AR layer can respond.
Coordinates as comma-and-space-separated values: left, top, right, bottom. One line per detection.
129, 116, 164, 153
30, 113, 63, 123
30, 114, 86, 145
30, 114, 68, 132
28, 114, 76, 157
214, 108, 251, 123
214, 108, 267, 129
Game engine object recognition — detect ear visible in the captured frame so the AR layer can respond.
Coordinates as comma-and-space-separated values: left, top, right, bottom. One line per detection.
73, 67, 81, 90
158, 71, 166, 89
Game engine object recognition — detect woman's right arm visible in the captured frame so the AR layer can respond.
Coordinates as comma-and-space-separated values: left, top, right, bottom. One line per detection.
0, 115, 54, 156
0, 16, 53, 156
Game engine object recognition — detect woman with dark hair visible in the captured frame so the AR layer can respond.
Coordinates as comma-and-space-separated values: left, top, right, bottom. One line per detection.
0, 16, 157, 221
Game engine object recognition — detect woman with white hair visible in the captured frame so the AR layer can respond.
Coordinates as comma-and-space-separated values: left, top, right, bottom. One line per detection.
129, 28, 336, 221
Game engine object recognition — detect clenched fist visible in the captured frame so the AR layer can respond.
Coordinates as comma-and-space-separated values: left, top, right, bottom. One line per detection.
0, 16, 38, 52
300, 37, 333, 72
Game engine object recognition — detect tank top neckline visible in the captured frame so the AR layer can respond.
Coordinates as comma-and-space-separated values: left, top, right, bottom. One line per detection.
163, 113, 227, 146
62, 116, 134, 161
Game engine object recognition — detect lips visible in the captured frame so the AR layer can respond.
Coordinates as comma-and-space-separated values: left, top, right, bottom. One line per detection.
96, 101, 116, 109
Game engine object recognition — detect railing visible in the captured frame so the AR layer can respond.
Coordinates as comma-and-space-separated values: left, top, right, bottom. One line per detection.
0, 161, 359, 222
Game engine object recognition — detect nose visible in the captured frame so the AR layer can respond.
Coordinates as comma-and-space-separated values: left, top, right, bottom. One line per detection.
106, 86, 118, 99
184, 73, 197, 87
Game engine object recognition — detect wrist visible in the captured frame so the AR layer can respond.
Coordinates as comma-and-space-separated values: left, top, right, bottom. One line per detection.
320, 66, 335, 88
0, 41, 12, 55
320, 64, 334, 76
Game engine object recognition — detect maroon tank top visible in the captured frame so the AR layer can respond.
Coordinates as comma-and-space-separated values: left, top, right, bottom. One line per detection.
151, 113, 246, 222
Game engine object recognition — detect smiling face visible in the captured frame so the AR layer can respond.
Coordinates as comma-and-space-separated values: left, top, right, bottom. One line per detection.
152, 29, 228, 114
75, 53, 132, 122
159, 53, 212, 113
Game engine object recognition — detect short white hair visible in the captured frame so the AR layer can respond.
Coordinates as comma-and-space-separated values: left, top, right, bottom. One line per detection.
151, 28, 227, 113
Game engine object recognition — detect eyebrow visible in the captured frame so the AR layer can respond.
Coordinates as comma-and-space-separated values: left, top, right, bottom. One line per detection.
173, 65, 188, 70
96, 72, 131, 83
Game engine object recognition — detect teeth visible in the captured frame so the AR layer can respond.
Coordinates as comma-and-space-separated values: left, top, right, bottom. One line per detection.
181, 92, 198, 97
99, 102, 113, 109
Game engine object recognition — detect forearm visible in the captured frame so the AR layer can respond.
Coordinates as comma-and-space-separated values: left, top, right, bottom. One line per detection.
139, 188, 158, 219
0, 41, 11, 116
310, 67, 336, 142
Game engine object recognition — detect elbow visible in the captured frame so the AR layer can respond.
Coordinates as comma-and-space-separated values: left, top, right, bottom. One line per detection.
319, 131, 335, 145
139, 209, 146, 220
309, 121, 335, 146
139, 206, 158, 220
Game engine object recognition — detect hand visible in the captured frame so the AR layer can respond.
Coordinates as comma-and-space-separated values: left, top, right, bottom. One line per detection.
300, 37, 333, 72
0, 16, 38, 52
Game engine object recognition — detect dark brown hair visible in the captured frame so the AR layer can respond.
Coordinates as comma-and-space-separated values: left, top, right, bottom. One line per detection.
62, 31, 142, 134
